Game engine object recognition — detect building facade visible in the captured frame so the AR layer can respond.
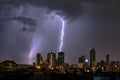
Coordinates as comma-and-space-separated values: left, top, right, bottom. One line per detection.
57, 52, 64, 66
106, 54, 109, 64
79, 55, 85, 63
90, 48, 96, 66
47, 52, 56, 67
36, 53, 42, 66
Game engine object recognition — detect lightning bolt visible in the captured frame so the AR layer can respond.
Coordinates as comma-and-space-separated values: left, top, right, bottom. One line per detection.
29, 34, 42, 64
56, 15, 65, 52
28, 14, 65, 64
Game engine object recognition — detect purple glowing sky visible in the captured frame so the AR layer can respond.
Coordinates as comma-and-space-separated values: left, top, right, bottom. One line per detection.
28, 13, 65, 64
0, 0, 120, 64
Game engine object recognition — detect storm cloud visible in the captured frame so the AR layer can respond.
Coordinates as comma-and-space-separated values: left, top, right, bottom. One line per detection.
13, 16, 37, 32
0, 0, 120, 21
0, 0, 120, 64
0, 0, 118, 19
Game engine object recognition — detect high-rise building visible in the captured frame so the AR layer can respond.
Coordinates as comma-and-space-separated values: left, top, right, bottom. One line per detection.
90, 48, 96, 66
36, 53, 42, 66
47, 52, 56, 66
78, 55, 85, 69
79, 55, 85, 63
57, 52, 64, 66
106, 54, 109, 64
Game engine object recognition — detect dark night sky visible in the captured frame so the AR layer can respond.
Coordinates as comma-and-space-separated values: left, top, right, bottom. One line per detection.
0, 0, 120, 64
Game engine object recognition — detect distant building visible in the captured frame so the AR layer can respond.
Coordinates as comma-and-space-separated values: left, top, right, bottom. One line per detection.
106, 54, 109, 64
110, 61, 120, 72
90, 48, 96, 66
79, 55, 85, 63
47, 52, 56, 67
33, 62, 36, 67
78, 55, 85, 69
57, 52, 64, 66
98, 60, 106, 72
36, 53, 42, 66
0, 60, 17, 71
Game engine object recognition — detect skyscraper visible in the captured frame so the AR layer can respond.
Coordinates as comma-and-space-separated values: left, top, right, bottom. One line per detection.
47, 52, 56, 66
78, 55, 85, 69
79, 55, 85, 63
36, 53, 42, 66
106, 54, 109, 64
57, 52, 64, 66
90, 48, 96, 66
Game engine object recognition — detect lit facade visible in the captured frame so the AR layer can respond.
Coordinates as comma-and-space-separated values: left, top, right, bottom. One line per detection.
36, 53, 42, 66
47, 52, 56, 67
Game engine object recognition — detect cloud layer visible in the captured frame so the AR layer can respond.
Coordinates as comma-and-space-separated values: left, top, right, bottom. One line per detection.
0, 0, 120, 64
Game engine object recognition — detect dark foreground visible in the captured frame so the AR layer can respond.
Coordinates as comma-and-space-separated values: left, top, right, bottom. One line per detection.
0, 71, 120, 80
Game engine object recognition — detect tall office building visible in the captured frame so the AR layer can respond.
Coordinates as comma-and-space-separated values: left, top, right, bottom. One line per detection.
57, 52, 64, 66
36, 53, 42, 66
77, 55, 85, 69
79, 55, 85, 63
90, 48, 96, 66
47, 52, 56, 66
106, 54, 109, 64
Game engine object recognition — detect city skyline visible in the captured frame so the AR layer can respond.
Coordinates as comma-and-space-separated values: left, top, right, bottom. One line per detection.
0, 0, 120, 64
0, 47, 119, 65
0, 49, 119, 65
